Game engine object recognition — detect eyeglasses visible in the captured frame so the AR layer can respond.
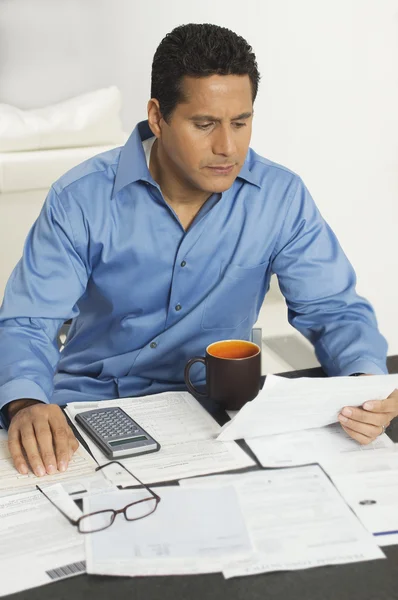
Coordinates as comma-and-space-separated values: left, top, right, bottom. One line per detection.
36, 460, 161, 533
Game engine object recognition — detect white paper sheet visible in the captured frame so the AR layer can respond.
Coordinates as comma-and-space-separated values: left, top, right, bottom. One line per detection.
66, 392, 254, 484
0, 429, 111, 497
61, 474, 115, 499
218, 374, 398, 441
330, 468, 398, 547
39, 482, 84, 520
85, 485, 253, 576
323, 446, 398, 475
0, 485, 85, 597
181, 465, 385, 578
245, 423, 395, 468
321, 447, 398, 547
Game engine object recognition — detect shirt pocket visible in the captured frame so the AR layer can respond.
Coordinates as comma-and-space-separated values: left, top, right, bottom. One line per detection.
201, 261, 269, 330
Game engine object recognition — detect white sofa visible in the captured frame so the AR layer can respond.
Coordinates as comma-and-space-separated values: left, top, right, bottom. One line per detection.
0, 143, 124, 301
0, 85, 128, 301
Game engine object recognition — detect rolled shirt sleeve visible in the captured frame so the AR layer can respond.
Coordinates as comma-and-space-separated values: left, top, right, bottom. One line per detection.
0, 186, 88, 427
271, 178, 388, 376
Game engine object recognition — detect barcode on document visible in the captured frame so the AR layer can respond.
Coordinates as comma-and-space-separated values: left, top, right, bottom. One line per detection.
46, 560, 86, 581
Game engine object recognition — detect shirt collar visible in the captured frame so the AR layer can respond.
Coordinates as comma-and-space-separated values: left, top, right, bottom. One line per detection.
112, 120, 153, 198
113, 120, 261, 198
237, 157, 261, 188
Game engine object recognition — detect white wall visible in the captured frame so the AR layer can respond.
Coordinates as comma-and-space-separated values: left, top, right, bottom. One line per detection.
1, 0, 397, 352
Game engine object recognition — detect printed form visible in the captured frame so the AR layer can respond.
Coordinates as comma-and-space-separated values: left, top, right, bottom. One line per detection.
324, 450, 398, 547
85, 485, 253, 576
0, 484, 85, 597
66, 391, 254, 485
181, 465, 385, 578
0, 430, 112, 498
245, 423, 395, 468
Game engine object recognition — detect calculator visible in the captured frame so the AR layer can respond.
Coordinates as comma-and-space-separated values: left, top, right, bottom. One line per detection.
75, 407, 160, 459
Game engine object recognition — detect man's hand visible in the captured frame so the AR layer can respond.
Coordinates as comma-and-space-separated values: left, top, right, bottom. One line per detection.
338, 388, 398, 444
7, 400, 79, 476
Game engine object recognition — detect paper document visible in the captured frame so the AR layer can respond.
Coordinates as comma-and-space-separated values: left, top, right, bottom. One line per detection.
85, 485, 253, 576
61, 474, 115, 499
181, 465, 385, 577
66, 392, 254, 484
0, 485, 85, 597
0, 429, 110, 497
323, 446, 398, 476
218, 374, 398, 440
330, 467, 398, 547
40, 482, 83, 520
322, 448, 398, 547
246, 423, 394, 468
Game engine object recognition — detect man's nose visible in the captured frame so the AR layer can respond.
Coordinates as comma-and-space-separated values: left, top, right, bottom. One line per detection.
212, 126, 236, 157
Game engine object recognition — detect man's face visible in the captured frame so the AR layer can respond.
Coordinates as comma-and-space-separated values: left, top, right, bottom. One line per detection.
156, 74, 253, 194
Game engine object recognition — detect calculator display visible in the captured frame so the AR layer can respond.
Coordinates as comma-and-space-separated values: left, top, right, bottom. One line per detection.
109, 436, 148, 447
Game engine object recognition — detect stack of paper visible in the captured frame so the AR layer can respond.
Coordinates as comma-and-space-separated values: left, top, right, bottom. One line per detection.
218, 374, 398, 440
0, 427, 117, 596
1, 376, 396, 593
0, 390, 253, 594
245, 431, 398, 547
66, 391, 255, 485
215, 373, 398, 553
181, 465, 385, 578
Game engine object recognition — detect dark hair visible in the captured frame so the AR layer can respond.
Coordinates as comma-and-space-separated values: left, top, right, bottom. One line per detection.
151, 23, 260, 122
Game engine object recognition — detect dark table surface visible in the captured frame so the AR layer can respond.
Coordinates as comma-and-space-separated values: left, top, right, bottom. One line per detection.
6, 355, 398, 600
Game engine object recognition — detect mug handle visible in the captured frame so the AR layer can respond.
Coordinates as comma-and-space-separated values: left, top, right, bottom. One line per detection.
184, 357, 207, 398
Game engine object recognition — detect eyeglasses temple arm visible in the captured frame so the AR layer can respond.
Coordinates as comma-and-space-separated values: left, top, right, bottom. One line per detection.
36, 485, 79, 526
95, 461, 161, 501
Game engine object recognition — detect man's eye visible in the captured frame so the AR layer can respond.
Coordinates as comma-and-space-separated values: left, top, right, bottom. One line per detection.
196, 123, 212, 130
234, 122, 246, 128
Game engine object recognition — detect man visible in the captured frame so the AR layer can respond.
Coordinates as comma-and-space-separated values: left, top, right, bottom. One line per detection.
1, 23, 397, 477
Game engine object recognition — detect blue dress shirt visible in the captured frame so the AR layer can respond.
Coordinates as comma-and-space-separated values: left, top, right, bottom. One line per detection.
0, 120, 388, 425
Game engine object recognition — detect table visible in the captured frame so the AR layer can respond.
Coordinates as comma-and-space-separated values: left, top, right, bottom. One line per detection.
7, 355, 398, 600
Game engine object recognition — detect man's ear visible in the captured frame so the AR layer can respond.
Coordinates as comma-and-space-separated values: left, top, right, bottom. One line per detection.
147, 99, 163, 138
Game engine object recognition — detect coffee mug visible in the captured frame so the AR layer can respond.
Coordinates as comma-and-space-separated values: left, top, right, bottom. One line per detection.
184, 339, 261, 410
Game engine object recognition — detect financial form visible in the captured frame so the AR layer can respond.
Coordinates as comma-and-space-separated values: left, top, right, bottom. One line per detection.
245, 422, 394, 468
181, 465, 385, 578
0, 430, 112, 497
0, 484, 84, 597
84, 485, 253, 576
66, 391, 254, 484
323, 449, 398, 547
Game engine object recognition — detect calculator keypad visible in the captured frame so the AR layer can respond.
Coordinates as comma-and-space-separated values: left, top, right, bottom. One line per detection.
82, 409, 142, 440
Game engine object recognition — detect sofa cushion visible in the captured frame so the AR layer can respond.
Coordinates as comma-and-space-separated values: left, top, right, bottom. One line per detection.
0, 86, 125, 152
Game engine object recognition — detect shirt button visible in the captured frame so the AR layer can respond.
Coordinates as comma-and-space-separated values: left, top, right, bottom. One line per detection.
150, 341, 158, 349
175, 304, 182, 311
180, 261, 186, 267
